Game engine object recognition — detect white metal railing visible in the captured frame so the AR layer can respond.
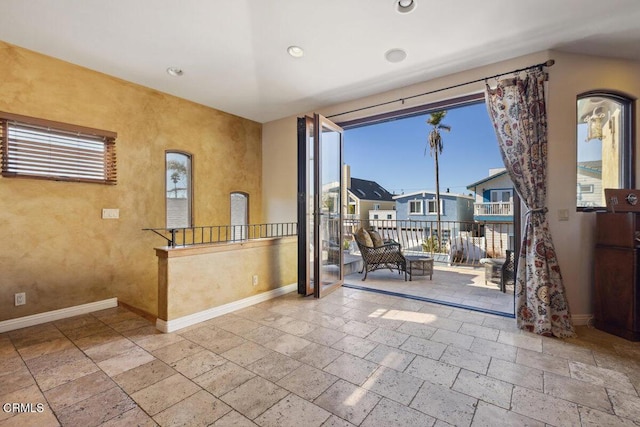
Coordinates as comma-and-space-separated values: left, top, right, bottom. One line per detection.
474, 202, 513, 216
343, 219, 513, 261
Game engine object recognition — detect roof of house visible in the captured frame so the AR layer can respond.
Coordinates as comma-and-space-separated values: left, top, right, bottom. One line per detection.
466, 170, 509, 189
393, 190, 473, 200
578, 160, 602, 178
348, 178, 395, 202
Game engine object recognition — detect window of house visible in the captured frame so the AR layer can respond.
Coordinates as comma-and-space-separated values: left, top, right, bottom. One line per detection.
0, 111, 117, 184
347, 195, 357, 215
577, 92, 634, 210
490, 190, 512, 203
409, 200, 422, 214
386, 214, 393, 219
427, 199, 443, 214
166, 151, 192, 228
231, 192, 249, 240
579, 184, 594, 194
373, 203, 380, 210
373, 214, 379, 219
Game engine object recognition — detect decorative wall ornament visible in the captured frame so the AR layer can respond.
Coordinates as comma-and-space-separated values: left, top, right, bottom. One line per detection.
585, 106, 606, 142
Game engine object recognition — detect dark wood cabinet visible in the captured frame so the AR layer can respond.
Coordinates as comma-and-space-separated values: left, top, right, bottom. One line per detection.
594, 212, 640, 341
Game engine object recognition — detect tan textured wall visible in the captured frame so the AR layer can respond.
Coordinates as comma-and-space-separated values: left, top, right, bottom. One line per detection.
156, 237, 297, 320
262, 50, 640, 321
0, 42, 263, 321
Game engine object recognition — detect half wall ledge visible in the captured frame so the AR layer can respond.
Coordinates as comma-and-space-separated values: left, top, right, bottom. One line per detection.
154, 236, 297, 331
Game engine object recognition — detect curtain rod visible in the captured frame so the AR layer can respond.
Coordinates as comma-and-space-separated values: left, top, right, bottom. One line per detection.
327, 59, 555, 119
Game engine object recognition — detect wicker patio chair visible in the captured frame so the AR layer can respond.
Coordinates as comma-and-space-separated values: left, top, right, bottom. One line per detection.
481, 249, 515, 292
500, 249, 515, 292
354, 228, 407, 281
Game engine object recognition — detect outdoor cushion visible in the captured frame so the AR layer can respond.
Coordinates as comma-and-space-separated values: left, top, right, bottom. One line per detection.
368, 230, 384, 247
355, 227, 374, 247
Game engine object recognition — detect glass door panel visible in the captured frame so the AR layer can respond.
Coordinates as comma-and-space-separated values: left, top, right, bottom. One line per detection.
297, 116, 315, 296
297, 114, 343, 298
316, 115, 343, 297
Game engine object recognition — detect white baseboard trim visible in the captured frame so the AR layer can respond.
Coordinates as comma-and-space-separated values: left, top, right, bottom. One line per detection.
0, 298, 118, 333
157, 283, 297, 333
572, 314, 593, 327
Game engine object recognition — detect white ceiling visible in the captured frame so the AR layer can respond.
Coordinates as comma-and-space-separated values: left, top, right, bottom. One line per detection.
1, 0, 640, 123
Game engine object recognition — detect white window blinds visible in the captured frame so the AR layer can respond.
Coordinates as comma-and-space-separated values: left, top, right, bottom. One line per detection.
1, 112, 117, 184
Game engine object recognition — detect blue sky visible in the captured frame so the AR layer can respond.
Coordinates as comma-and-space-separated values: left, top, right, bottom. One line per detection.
344, 102, 505, 196
577, 123, 600, 161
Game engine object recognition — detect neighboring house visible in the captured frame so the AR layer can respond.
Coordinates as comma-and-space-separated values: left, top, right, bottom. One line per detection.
577, 160, 602, 208
466, 168, 515, 256
393, 190, 474, 241
368, 209, 396, 232
344, 165, 395, 222
394, 190, 474, 222
368, 209, 396, 221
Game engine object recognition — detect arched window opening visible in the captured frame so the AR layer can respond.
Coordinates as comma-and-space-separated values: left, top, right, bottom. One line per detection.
166, 151, 192, 228
577, 92, 634, 210
231, 192, 249, 240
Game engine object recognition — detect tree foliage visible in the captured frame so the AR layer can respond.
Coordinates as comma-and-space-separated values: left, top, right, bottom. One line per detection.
167, 159, 187, 198
425, 111, 451, 252
167, 159, 187, 177
425, 111, 451, 157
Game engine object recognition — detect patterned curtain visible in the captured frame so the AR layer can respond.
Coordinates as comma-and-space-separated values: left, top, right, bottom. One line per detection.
485, 69, 576, 338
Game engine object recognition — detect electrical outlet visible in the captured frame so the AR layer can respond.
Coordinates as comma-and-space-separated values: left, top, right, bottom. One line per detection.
252, 275, 259, 286
15, 292, 26, 306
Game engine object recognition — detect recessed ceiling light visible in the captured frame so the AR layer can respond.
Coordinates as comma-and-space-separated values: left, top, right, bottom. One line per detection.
166, 67, 184, 77
395, 0, 416, 14
287, 46, 304, 58
385, 48, 407, 63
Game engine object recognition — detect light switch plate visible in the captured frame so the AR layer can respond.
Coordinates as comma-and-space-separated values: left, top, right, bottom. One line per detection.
102, 208, 119, 219
558, 209, 569, 221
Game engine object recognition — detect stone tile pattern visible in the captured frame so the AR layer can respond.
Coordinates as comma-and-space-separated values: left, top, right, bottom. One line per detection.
1, 286, 639, 427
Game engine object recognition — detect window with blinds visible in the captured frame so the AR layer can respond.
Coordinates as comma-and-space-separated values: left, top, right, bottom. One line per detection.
0, 112, 117, 184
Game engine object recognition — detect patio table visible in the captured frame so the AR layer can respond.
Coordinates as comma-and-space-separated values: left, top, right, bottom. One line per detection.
405, 255, 433, 281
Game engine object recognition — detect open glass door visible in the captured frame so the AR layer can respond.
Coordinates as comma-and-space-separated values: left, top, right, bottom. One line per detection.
297, 116, 315, 296
298, 114, 344, 298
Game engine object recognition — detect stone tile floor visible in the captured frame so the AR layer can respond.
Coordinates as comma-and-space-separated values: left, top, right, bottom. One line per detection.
1, 286, 639, 426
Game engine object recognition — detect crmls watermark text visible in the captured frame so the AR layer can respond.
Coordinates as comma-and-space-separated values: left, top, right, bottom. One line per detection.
2, 403, 45, 413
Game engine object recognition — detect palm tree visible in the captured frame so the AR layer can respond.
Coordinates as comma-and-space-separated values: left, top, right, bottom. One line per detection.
167, 159, 187, 198
170, 171, 181, 198
425, 111, 451, 252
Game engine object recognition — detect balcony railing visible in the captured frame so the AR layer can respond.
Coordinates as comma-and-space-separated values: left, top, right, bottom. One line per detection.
144, 218, 512, 264
474, 202, 513, 217
343, 218, 514, 261
144, 222, 298, 247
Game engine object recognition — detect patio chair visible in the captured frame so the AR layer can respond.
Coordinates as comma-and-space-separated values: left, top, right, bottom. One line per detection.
354, 228, 407, 281
481, 249, 514, 292
500, 249, 515, 292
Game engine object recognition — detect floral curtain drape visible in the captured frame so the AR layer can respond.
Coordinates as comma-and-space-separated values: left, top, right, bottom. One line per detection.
485, 69, 576, 338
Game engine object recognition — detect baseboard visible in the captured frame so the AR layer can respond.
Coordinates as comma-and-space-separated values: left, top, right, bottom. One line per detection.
0, 298, 118, 333
572, 314, 593, 326
156, 283, 297, 333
